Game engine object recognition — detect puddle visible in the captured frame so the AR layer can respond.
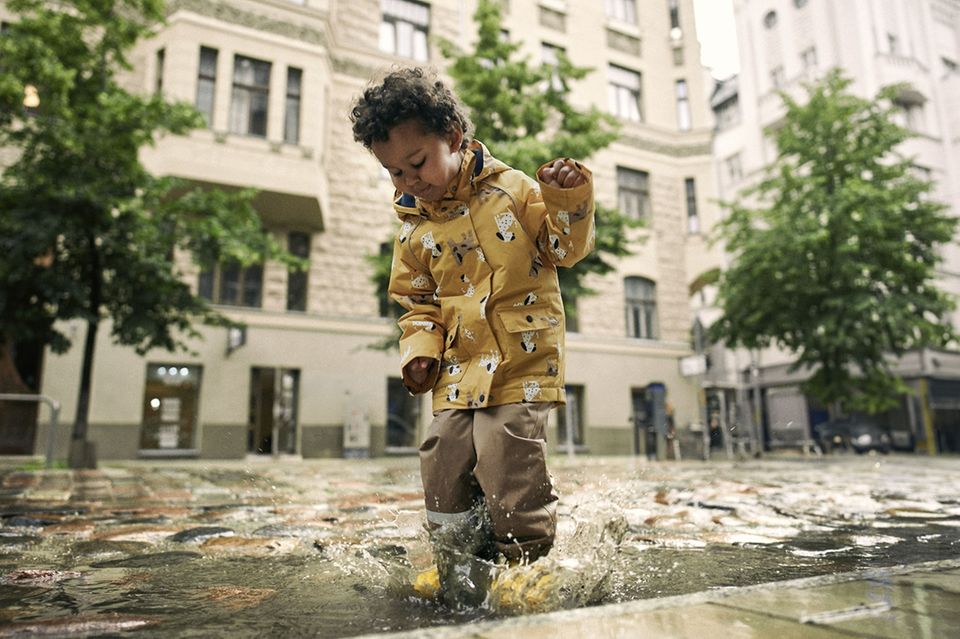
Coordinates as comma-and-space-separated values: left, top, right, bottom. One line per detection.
0, 458, 958, 637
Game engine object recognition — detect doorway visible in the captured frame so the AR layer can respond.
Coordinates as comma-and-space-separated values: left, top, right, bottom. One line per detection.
248, 367, 299, 455
631, 386, 659, 458
386, 377, 420, 452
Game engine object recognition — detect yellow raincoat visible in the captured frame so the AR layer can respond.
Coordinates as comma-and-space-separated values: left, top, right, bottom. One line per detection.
389, 141, 595, 412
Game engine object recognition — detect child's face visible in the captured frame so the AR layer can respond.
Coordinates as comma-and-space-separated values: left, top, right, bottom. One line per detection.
371, 119, 463, 202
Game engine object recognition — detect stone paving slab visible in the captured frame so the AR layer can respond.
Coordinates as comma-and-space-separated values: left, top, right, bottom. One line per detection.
361, 559, 960, 639
1, 457, 960, 637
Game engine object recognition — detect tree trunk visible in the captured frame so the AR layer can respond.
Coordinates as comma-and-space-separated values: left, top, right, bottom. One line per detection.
68, 317, 99, 469
0, 339, 37, 455
0, 339, 30, 394
69, 232, 101, 470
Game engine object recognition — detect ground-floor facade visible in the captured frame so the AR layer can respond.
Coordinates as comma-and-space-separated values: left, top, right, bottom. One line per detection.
752, 349, 960, 455
25, 312, 700, 461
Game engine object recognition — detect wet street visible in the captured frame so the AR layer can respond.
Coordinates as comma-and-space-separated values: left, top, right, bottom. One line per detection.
1, 454, 959, 637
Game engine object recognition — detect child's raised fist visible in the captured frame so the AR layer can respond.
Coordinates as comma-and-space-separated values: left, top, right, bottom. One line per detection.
539, 158, 588, 189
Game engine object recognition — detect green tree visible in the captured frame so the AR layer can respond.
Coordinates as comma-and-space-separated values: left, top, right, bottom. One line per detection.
369, 0, 635, 338
0, 0, 302, 467
710, 69, 957, 414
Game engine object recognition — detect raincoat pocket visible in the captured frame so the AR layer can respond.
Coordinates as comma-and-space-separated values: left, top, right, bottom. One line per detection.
496, 304, 561, 378
496, 304, 559, 333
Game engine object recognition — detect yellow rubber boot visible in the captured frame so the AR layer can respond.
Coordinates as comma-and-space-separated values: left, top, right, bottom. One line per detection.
490, 564, 557, 612
411, 566, 440, 600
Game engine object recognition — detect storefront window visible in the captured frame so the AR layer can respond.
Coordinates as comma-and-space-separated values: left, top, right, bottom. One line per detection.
140, 364, 201, 453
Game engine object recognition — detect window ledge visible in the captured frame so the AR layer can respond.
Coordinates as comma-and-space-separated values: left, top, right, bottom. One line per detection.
539, 0, 568, 13
605, 19, 641, 38
138, 448, 200, 458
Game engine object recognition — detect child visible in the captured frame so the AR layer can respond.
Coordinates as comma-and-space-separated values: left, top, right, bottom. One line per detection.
350, 67, 594, 605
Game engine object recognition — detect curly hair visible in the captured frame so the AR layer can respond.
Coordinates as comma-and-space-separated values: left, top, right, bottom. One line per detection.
350, 67, 473, 150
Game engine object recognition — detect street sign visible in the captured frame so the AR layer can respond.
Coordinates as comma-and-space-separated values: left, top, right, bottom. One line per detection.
680, 354, 707, 377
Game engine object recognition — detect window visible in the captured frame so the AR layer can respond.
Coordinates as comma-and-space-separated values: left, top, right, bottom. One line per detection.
286, 232, 310, 312
685, 177, 699, 234
539, 6, 566, 32
724, 153, 743, 186
715, 97, 740, 130
942, 57, 957, 75
541, 42, 564, 91
198, 261, 264, 308
675, 79, 691, 130
380, 0, 430, 61
672, 46, 685, 66
893, 99, 925, 132
763, 10, 777, 29
608, 64, 642, 122
793, 0, 808, 7
801, 47, 817, 70
557, 385, 584, 447
196, 46, 218, 127
230, 54, 271, 137
625, 276, 657, 339
155, 48, 165, 95
605, 0, 636, 23
140, 364, 202, 452
770, 65, 785, 89
284, 67, 302, 144
887, 33, 898, 55
668, 0, 682, 39
617, 167, 651, 220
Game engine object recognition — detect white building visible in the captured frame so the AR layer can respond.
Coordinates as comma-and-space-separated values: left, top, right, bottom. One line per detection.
3, 0, 728, 461
706, 0, 960, 454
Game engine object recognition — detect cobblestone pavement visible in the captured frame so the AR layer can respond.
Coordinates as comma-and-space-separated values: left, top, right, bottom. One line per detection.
0, 454, 958, 637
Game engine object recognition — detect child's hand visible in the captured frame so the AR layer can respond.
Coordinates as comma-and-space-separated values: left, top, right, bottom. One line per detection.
539, 158, 588, 189
405, 357, 436, 385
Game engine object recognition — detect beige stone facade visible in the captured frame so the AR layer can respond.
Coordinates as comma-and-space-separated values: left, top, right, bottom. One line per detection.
11, 0, 721, 459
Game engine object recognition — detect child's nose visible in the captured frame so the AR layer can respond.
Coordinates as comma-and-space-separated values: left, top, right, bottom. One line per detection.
403, 172, 420, 187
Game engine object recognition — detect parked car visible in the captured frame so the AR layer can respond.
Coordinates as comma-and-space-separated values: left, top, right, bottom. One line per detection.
816, 417, 891, 454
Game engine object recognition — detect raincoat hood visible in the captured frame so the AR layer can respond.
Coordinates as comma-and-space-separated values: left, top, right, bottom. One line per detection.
393, 141, 510, 222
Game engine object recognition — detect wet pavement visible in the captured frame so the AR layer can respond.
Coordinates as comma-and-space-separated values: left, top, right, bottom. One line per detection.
0, 454, 958, 637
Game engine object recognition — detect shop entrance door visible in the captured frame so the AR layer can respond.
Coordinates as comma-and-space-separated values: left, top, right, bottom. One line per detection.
248, 368, 299, 455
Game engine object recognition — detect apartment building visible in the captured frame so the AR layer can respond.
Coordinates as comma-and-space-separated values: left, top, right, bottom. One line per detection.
707, 0, 960, 453
8, 0, 720, 460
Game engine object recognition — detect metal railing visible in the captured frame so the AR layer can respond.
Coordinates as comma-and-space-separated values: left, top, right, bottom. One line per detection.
0, 394, 61, 468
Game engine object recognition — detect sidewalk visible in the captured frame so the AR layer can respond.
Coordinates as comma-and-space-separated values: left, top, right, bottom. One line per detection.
365, 558, 960, 639
1, 457, 958, 637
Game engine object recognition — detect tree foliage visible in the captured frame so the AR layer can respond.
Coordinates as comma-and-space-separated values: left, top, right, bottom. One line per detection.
710, 69, 957, 413
0, 0, 302, 458
370, 0, 636, 338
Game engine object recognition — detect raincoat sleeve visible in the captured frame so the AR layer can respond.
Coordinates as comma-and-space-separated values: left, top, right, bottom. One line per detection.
516, 161, 596, 268
388, 236, 443, 395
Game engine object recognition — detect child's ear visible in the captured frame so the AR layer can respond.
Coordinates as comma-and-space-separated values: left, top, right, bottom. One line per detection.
447, 126, 464, 153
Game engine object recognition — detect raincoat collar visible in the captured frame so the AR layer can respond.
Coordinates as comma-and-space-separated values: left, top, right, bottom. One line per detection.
393, 140, 507, 220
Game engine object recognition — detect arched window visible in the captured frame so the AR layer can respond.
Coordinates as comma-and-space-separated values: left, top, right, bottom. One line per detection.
763, 10, 778, 29
625, 277, 658, 339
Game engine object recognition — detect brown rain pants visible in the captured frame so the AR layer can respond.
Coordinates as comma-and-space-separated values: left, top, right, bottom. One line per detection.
419, 402, 558, 562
